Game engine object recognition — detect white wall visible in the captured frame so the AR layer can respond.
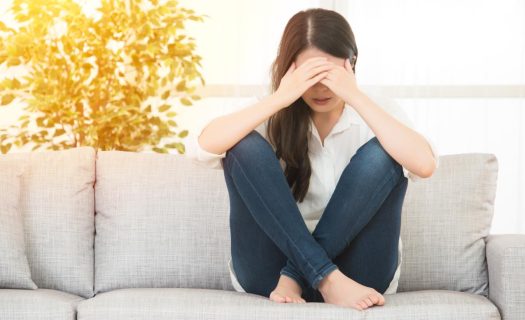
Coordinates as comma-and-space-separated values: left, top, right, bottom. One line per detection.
1, 0, 524, 233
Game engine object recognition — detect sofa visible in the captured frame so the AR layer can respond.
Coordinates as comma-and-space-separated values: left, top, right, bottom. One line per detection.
0, 146, 524, 320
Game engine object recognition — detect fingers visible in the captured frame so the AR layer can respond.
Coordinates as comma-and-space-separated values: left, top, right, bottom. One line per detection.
285, 62, 295, 75
306, 70, 329, 86
305, 62, 334, 79
296, 57, 329, 72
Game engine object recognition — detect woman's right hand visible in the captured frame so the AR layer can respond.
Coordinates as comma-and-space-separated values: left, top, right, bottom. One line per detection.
273, 57, 334, 108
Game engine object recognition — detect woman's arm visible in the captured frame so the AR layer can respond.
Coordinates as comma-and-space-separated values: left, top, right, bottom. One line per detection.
198, 93, 286, 156
198, 56, 335, 156
347, 90, 438, 178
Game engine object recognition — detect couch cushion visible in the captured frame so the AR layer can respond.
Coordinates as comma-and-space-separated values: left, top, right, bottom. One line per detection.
0, 288, 84, 320
77, 288, 500, 320
3, 147, 96, 298
398, 154, 498, 297
94, 151, 232, 294
0, 157, 37, 289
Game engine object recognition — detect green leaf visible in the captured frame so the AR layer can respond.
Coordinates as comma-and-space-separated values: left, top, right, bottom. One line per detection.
0, 143, 12, 153
158, 104, 170, 112
176, 80, 186, 91
7, 57, 20, 66
152, 146, 168, 153
36, 117, 45, 127
161, 90, 170, 99
1, 94, 15, 106
180, 97, 192, 106
166, 111, 177, 117
178, 130, 188, 138
54, 128, 66, 137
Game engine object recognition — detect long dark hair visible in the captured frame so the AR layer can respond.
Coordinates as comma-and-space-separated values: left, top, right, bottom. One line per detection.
267, 8, 358, 203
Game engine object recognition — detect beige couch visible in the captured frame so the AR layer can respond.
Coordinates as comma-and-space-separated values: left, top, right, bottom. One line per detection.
0, 146, 524, 319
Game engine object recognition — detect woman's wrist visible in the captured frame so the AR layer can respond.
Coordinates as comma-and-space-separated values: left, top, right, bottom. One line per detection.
268, 91, 293, 111
344, 88, 365, 109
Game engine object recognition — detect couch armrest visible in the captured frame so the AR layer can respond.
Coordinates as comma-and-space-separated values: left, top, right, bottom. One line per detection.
486, 234, 525, 320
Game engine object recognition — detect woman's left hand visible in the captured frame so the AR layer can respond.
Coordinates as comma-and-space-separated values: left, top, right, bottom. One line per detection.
320, 58, 361, 104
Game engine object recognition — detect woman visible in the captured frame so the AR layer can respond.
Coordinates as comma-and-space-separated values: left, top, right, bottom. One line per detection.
188, 8, 439, 311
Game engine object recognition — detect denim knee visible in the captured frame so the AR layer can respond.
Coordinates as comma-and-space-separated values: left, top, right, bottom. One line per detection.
354, 136, 404, 180
223, 130, 274, 170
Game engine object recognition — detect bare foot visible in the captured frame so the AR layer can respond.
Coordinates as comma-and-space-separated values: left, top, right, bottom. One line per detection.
269, 274, 306, 304
318, 268, 385, 311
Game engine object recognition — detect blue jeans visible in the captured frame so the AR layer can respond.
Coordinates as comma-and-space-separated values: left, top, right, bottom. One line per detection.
222, 130, 408, 302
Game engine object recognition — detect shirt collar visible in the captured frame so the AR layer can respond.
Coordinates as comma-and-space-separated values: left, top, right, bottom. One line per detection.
309, 103, 361, 152
308, 103, 360, 143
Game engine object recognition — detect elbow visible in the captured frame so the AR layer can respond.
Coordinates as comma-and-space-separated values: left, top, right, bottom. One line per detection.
419, 157, 438, 178
198, 133, 225, 156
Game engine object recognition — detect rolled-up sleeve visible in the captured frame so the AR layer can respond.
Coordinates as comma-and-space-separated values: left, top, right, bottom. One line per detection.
182, 96, 261, 170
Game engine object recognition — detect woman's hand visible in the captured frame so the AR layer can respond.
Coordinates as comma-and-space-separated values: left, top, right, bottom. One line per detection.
319, 58, 361, 105
274, 57, 335, 108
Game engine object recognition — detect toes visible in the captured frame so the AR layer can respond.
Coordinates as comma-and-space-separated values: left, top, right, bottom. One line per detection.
284, 295, 292, 303
363, 297, 374, 307
378, 294, 386, 305
270, 292, 285, 303
368, 294, 379, 304
358, 301, 368, 310
353, 303, 363, 311
373, 290, 385, 305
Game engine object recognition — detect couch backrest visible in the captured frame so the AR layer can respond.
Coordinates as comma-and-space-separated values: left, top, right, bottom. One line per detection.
3, 147, 96, 298
94, 150, 497, 296
94, 150, 233, 294
398, 153, 498, 297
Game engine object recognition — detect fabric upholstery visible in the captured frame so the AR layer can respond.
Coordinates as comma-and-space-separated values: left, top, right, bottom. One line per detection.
0, 288, 84, 320
398, 154, 498, 297
77, 288, 500, 320
95, 150, 498, 297
486, 234, 525, 320
0, 157, 36, 289
94, 151, 233, 294
3, 147, 96, 298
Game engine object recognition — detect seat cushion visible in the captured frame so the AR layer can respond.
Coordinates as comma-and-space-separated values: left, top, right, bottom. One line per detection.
398, 154, 498, 297
77, 288, 500, 320
0, 289, 84, 320
3, 147, 96, 298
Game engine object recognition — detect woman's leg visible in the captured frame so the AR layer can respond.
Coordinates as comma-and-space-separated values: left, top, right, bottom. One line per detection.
280, 136, 409, 301
303, 174, 408, 302
223, 130, 338, 296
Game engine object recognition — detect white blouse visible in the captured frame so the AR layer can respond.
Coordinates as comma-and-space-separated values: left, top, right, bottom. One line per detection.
183, 88, 440, 295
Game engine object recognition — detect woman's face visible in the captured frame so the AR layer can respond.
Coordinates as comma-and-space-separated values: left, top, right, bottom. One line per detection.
295, 46, 351, 115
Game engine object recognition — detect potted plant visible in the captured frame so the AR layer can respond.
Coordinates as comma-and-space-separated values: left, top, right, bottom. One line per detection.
0, 0, 207, 154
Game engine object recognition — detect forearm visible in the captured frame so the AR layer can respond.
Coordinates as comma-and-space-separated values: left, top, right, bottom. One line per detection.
346, 91, 437, 178
198, 94, 285, 155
